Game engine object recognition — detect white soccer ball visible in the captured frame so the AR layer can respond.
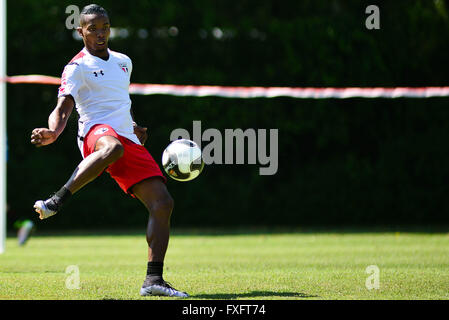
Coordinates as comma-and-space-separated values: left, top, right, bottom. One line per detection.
162, 139, 204, 182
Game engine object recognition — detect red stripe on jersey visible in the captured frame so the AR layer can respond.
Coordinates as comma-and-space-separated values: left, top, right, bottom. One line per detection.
58, 51, 85, 95
69, 51, 86, 63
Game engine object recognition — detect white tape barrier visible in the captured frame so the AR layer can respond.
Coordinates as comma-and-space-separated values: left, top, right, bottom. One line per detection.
4, 75, 449, 98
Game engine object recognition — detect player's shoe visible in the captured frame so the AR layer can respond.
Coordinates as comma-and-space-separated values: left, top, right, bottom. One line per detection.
140, 278, 189, 298
17, 220, 35, 246
33, 199, 58, 220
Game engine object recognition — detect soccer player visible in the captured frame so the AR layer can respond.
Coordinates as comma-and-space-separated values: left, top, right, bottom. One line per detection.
30, 4, 188, 298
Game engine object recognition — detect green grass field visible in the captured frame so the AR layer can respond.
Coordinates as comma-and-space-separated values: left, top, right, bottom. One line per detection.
0, 228, 448, 300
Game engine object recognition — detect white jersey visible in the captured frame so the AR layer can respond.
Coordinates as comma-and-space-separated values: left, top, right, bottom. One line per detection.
58, 47, 140, 156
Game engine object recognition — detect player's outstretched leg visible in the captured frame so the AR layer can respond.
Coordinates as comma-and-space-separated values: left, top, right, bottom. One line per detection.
34, 135, 124, 220
131, 177, 188, 298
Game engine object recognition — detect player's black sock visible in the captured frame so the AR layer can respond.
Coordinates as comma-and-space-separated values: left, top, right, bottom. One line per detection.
45, 186, 72, 211
146, 261, 164, 283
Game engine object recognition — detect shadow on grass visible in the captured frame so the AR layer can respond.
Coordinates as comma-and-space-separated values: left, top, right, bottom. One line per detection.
8, 224, 449, 238
14, 226, 448, 238
191, 291, 319, 299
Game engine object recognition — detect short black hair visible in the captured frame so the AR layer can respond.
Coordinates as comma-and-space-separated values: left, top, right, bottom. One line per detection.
79, 4, 109, 26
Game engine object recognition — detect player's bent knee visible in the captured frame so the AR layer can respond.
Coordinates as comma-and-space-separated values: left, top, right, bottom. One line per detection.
150, 194, 174, 220
95, 135, 124, 163
165, 194, 174, 213
132, 178, 174, 218
158, 194, 174, 214
102, 142, 124, 163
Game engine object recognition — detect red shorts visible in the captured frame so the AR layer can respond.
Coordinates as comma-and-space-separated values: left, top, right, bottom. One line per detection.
82, 124, 166, 197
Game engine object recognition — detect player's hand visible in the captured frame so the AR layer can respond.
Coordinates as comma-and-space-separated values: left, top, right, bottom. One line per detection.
31, 128, 57, 147
133, 123, 148, 145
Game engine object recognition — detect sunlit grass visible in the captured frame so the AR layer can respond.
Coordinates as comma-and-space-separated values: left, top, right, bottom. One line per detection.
0, 229, 448, 300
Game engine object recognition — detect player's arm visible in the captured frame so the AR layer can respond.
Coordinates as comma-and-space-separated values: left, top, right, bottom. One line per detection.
31, 95, 75, 147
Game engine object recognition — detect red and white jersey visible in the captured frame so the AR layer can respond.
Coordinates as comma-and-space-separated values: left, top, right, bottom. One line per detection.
58, 47, 140, 155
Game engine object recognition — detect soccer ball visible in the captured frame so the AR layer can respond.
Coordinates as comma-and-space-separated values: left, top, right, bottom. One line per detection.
162, 139, 204, 182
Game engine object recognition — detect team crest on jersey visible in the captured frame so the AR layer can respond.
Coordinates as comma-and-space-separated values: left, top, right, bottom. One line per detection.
94, 127, 109, 135
118, 63, 129, 73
